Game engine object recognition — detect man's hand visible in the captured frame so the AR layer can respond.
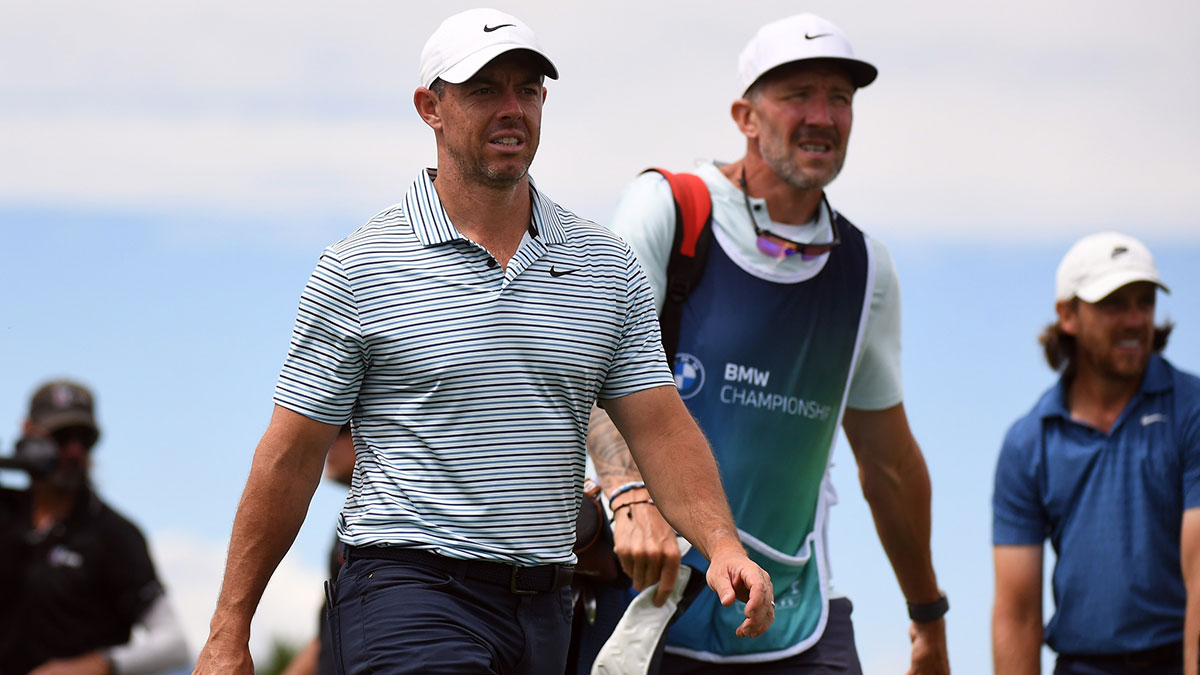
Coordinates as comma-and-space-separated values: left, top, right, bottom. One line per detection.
28, 651, 111, 675
908, 619, 950, 675
611, 499, 681, 605
599, 389, 772, 636
705, 550, 774, 638
193, 636, 255, 675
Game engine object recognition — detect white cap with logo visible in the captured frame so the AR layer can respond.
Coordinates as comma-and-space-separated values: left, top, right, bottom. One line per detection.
1055, 231, 1170, 302
419, 8, 558, 89
738, 13, 877, 94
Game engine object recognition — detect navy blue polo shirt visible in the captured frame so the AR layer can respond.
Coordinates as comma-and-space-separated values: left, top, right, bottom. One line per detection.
993, 354, 1200, 654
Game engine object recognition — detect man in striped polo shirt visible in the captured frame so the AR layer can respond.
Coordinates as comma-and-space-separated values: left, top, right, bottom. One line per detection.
193, 8, 773, 675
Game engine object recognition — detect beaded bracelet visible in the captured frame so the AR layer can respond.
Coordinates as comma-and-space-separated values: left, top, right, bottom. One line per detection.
611, 498, 655, 521
608, 480, 647, 502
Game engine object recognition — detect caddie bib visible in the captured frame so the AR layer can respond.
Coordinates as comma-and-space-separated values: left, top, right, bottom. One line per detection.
666, 216, 872, 660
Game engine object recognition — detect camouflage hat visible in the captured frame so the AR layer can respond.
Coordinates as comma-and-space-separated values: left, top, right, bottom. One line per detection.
29, 379, 100, 436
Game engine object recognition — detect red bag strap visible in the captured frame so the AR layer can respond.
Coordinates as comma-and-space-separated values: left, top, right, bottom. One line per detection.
640, 168, 714, 367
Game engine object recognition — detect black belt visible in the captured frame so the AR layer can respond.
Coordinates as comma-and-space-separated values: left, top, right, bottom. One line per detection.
346, 546, 573, 595
1060, 641, 1183, 669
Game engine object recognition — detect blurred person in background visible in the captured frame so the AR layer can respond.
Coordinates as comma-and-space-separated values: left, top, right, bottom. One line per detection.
0, 379, 188, 675
993, 232, 1200, 674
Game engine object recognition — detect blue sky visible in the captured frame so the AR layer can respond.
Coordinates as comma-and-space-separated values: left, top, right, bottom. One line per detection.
3, 0, 1199, 672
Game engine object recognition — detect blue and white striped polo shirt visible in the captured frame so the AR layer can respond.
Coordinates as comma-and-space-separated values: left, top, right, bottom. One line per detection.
274, 169, 674, 566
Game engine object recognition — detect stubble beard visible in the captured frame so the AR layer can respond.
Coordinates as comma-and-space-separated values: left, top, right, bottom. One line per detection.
1078, 329, 1152, 383
1089, 353, 1148, 385
446, 134, 536, 191
760, 126, 845, 191
47, 459, 89, 492
49, 472, 86, 491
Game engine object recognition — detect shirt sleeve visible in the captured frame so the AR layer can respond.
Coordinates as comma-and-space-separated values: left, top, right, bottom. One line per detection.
606, 171, 677, 315
104, 516, 165, 626
1179, 379, 1200, 510
597, 243, 676, 399
845, 237, 904, 410
993, 417, 1050, 545
273, 248, 366, 424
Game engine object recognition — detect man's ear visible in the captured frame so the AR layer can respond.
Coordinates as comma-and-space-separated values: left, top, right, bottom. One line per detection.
414, 87, 443, 131
730, 98, 758, 139
1056, 300, 1079, 336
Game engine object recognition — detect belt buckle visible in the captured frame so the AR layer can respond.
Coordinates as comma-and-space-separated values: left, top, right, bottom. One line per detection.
510, 567, 539, 595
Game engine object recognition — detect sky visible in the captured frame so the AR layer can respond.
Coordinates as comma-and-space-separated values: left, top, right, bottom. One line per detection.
2, 0, 1199, 672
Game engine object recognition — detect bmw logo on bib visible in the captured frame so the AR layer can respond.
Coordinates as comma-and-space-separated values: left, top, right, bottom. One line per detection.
673, 353, 705, 400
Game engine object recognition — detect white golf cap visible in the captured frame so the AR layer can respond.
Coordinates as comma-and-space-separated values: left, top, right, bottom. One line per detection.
1055, 231, 1170, 302
738, 13, 877, 94
418, 8, 558, 89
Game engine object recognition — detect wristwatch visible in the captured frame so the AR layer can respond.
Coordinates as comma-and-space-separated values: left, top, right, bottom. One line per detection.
906, 592, 949, 623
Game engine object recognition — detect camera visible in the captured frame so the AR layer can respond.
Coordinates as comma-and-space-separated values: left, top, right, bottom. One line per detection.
0, 437, 59, 476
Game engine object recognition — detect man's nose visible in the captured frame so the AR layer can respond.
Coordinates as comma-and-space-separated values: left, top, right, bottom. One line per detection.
802, 94, 835, 126
496, 88, 524, 119
1119, 303, 1154, 326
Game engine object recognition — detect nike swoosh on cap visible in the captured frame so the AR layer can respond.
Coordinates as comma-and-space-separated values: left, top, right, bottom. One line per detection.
804, 32, 832, 40
483, 23, 514, 32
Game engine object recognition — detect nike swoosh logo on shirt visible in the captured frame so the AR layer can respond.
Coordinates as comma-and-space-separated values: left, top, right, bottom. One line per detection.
1141, 413, 1167, 426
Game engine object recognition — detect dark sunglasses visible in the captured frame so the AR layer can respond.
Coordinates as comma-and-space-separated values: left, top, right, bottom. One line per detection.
740, 168, 840, 260
51, 426, 99, 450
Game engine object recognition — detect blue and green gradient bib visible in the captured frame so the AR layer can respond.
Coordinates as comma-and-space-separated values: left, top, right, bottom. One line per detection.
667, 217, 871, 659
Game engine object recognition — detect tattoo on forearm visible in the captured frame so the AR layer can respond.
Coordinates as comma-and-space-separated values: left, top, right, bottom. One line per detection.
587, 407, 643, 490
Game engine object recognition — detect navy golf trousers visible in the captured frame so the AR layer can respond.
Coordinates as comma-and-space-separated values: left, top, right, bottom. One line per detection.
329, 553, 573, 674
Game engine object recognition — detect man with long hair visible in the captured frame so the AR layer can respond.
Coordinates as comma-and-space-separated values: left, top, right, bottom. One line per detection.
993, 232, 1200, 674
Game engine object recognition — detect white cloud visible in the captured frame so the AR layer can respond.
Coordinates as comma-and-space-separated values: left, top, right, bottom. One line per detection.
1, 111, 419, 218
152, 530, 325, 666
3, 0, 1197, 240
